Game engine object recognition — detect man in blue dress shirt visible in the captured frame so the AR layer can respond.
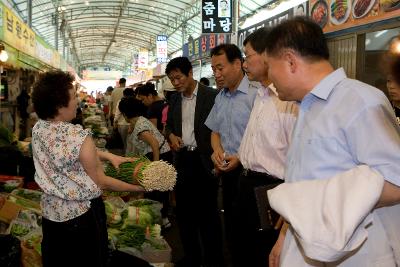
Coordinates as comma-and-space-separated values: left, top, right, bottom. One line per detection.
205, 44, 258, 257
266, 17, 400, 267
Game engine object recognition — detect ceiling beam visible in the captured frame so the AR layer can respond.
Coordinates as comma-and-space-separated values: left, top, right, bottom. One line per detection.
101, 0, 128, 63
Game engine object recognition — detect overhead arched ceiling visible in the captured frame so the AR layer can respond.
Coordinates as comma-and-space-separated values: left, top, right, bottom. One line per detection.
6, 0, 272, 71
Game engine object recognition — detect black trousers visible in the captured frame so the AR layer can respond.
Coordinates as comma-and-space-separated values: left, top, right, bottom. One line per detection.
174, 150, 223, 267
231, 170, 281, 267
219, 166, 242, 247
41, 197, 108, 267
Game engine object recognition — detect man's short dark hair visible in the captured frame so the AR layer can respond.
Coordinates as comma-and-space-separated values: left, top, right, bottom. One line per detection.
199, 77, 210, 86
118, 96, 146, 119
123, 88, 135, 97
265, 17, 329, 61
210, 44, 243, 63
119, 78, 126, 85
243, 27, 271, 54
32, 70, 74, 120
137, 82, 157, 96
165, 57, 193, 76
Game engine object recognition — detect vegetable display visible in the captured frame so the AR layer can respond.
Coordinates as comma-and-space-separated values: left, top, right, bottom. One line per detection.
105, 156, 176, 192
0, 124, 15, 147
105, 197, 166, 252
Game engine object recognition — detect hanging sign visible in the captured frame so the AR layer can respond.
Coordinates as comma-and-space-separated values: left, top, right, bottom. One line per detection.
182, 33, 230, 61
156, 35, 168, 63
138, 48, 148, 69
202, 0, 233, 34
1, 4, 35, 57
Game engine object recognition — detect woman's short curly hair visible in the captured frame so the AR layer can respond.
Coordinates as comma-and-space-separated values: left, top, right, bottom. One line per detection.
32, 71, 74, 120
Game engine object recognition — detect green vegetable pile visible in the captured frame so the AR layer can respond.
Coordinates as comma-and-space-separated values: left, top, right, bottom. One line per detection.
104, 156, 177, 192
12, 189, 42, 203
104, 197, 166, 251
9, 223, 30, 237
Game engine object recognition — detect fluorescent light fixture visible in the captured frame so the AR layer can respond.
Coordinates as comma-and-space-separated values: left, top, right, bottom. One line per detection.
0, 44, 8, 62
374, 30, 387, 38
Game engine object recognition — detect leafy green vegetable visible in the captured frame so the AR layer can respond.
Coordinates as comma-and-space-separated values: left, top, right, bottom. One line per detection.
121, 206, 153, 228
12, 189, 42, 203
10, 223, 30, 237
115, 225, 146, 250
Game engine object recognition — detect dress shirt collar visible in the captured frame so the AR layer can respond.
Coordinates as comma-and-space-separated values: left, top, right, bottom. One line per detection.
182, 82, 198, 100
223, 74, 250, 95
258, 83, 278, 98
310, 68, 347, 101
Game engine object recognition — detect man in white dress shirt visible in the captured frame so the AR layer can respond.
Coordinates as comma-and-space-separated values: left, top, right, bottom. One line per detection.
227, 27, 298, 267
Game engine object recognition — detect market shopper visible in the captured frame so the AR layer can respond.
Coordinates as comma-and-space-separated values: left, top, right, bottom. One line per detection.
205, 44, 258, 250
266, 17, 400, 267
165, 57, 223, 267
118, 96, 172, 226
136, 82, 167, 132
226, 28, 298, 267
31, 71, 144, 267
109, 77, 126, 125
113, 88, 135, 154
118, 96, 170, 161
199, 77, 210, 86
387, 74, 400, 120
103, 86, 113, 124
386, 38, 400, 121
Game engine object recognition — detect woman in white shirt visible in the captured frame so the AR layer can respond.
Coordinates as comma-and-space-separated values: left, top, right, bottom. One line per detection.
118, 96, 172, 226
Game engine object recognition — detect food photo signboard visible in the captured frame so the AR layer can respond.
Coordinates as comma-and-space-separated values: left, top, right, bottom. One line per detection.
310, 0, 400, 33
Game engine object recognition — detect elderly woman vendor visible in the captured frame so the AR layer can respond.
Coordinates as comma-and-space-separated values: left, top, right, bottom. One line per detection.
31, 70, 143, 267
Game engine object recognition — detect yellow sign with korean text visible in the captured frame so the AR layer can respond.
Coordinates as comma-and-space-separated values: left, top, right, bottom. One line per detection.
2, 4, 35, 57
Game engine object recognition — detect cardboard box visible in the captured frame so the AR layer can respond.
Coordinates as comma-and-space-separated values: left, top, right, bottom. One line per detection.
0, 200, 24, 223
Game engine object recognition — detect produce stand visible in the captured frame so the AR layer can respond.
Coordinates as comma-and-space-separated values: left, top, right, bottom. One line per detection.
0, 188, 173, 266
82, 103, 110, 149
0, 105, 175, 266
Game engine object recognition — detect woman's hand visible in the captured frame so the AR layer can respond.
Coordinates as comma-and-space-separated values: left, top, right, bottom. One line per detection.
97, 149, 137, 169
108, 154, 137, 170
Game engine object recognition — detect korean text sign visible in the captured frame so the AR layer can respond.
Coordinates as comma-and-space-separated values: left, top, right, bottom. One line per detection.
202, 0, 233, 33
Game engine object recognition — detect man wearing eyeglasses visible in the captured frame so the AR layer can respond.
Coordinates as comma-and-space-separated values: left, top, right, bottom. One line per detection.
231, 27, 298, 267
205, 43, 258, 258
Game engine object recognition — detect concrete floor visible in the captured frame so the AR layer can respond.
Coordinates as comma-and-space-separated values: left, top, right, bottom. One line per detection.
162, 187, 233, 267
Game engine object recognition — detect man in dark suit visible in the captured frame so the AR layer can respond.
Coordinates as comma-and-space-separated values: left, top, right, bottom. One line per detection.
165, 57, 223, 267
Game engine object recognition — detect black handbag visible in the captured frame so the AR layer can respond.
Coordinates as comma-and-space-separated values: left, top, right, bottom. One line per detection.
254, 181, 283, 230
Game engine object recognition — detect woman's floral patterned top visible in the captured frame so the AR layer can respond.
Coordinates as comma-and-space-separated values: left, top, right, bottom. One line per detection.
32, 120, 102, 222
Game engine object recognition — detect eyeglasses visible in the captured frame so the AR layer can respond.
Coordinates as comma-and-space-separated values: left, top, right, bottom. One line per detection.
243, 53, 257, 62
